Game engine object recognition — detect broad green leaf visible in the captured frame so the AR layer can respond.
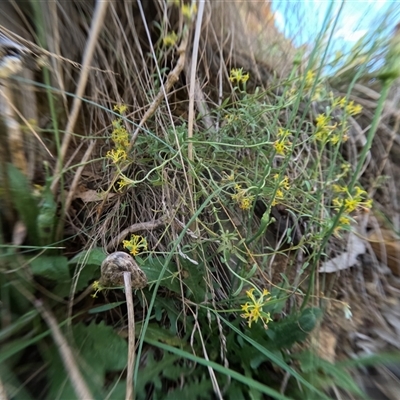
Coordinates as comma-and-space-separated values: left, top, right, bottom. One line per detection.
145, 338, 292, 400
68, 247, 107, 266
136, 322, 184, 347
163, 378, 213, 400
137, 256, 180, 293
266, 307, 323, 349
135, 350, 180, 399
30, 255, 69, 282
180, 258, 207, 302
44, 321, 128, 400
68, 248, 105, 292
72, 262, 101, 292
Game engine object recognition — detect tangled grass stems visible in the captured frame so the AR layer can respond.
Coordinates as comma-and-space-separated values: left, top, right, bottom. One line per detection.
3, 1, 400, 399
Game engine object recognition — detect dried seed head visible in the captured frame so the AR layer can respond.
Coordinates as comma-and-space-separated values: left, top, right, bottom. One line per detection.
100, 251, 147, 289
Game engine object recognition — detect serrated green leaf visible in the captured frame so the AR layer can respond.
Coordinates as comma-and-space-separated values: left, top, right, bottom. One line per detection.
137, 256, 180, 293
163, 378, 213, 400
67, 248, 105, 292
73, 321, 128, 373
44, 321, 128, 400
73, 262, 101, 292
30, 255, 69, 282
266, 307, 322, 349
68, 247, 106, 266
136, 350, 180, 399
136, 322, 184, 347
180, 258, 206, 302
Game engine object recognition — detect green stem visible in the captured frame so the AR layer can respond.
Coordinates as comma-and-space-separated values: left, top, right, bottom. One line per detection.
349, 79, 392, 191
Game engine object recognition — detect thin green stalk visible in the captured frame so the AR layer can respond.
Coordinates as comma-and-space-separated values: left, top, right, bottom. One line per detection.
30, 1, 64, 243
349, 80, 392, 190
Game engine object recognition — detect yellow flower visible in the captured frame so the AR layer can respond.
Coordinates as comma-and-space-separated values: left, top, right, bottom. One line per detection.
345, 101, 362, 116
274, 174, 290, 190
354, 186, 367, 198
117, 175, 132, 191
305, 70, 315, 86
114, 104, 128, 114
315, 114, 330, 128
246, 288, 256, 302
332, 96, 347, 109
111, 120, 129, 148
330, 134, 341, 145
332, 184, 345, 193
122, 234, 148, 256
333, 215, 351, 237
281, 176, 290, 190
107, 148, 127, 163
273, 140, 286, 155
262, 289, 270, 296
277, 128, 291, 139
181, 2, 197, 19
240, 197, 254, 210
344, 198, 358, 213
229, 68, 250, 85
240, 287, 273, 328
222, 171, 235, 182
339, 216, 350, 225
333, 197, 343, 209
231, 183, 254, 210
363, 198, 373, 209
91, 280, 105, 298
341, 163, 351, 174
163, 31, 178, 47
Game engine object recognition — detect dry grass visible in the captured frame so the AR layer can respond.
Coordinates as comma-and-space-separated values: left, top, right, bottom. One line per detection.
2, 1, 400, 399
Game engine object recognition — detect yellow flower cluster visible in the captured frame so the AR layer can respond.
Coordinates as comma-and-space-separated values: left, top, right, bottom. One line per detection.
163, 31, 178, 47
181, 2, 197, 20
332, 97, 363, 116
91, 280, 105, 298
241, 288, 273, 329
229, 68, 250, 85
231, 184, 255, 210
107, 148, 127, 163
272, 174, 290, 206
224, 113, 240, 125
117, 175, 132, 191
332, 185, 372, 236
273, 128, 292, 155
314, 113, 350, 144
312, 96, 361, 145
332, 185, 372, 213
305, 70, 316, 88
122, 234, 148, 256
106, 104, 130, 163
303, 70, 322, 100
314, 113, 338, 142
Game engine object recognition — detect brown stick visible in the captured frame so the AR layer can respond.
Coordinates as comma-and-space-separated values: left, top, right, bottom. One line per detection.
124, 272, 135, 400
51, 0, 110, 195
106, 217, 167, 251
34, 299, 93, 400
